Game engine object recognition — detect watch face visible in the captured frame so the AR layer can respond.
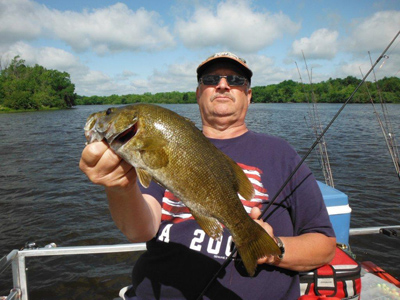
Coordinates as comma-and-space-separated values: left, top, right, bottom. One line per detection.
275, 237, 285, 259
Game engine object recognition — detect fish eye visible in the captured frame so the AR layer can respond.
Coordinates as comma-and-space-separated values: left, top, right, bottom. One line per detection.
106, 108, 112, 115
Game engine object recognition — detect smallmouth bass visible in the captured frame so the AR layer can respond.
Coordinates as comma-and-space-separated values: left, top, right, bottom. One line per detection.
84, 103, 280, 276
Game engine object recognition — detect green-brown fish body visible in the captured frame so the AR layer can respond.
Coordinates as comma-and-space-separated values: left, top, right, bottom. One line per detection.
84, 103, 280, 276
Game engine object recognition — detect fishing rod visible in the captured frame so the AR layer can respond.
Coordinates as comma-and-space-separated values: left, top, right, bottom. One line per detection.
297, 52, 335, 187
360, 66, 400, 180
367, 51, 400, 180
196, 30, 400, 300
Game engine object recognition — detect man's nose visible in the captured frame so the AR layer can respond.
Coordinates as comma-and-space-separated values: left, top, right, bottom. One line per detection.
216, 77, 231, 90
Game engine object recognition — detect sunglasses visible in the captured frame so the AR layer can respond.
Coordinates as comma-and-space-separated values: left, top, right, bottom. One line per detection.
199, 75, 248, 86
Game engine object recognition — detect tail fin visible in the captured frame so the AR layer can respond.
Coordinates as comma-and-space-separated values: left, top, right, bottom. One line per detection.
236, 225, 281, 276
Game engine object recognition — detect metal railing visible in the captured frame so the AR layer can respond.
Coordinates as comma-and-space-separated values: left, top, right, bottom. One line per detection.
1, 243, 146, 300
349, 225, 400, 237
1, 225, 399, 300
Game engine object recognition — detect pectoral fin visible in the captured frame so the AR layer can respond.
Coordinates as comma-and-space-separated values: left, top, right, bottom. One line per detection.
191, 211, 223, 241
138, 137, 167, 151
140, 148, 169, 169
136, 168, 153, 188
133, 137, 169, 169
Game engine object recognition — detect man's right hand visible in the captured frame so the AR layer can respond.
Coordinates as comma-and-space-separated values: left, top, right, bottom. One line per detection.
79, 141, 137, 190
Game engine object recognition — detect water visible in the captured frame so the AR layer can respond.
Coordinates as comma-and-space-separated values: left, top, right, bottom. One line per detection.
1, 103, 399, 299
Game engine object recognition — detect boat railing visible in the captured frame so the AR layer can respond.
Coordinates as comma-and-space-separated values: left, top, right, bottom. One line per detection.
349, 225, 400, 237
0, 243, 147, 300
1, 225, 399, 300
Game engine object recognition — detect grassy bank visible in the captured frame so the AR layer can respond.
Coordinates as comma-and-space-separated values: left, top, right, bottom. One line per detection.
0, 105, 63, 113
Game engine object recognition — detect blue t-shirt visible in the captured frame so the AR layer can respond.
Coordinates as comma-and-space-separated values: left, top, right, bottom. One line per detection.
127, 131, 335, 300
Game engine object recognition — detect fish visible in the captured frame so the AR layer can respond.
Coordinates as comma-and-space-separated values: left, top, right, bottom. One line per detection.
84, 103, 281, 276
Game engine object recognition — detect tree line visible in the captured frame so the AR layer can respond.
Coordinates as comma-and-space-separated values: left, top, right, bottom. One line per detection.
251, 76, 400, 104
76, 76, 400, 105
0, 56, 76, 111
1, 56, 399, 111
75, 91, 197, 106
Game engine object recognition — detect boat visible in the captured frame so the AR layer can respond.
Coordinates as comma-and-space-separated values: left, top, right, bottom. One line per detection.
1, 181, 399, 300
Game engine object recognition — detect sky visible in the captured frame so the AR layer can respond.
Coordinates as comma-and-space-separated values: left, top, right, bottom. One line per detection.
0, 0, 399, 96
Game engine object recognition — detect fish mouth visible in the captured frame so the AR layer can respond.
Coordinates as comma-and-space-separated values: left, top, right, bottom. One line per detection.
107, 122, 138, 150
84, 116, 104, 144
85, 129, 103, 144
84, 112, 139, 149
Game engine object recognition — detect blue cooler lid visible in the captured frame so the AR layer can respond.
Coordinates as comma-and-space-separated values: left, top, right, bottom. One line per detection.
317, 181, 349, 206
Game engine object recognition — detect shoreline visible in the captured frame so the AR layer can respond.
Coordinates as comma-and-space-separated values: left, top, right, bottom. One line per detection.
1, 102, 399, 114
0, 106, 74, 114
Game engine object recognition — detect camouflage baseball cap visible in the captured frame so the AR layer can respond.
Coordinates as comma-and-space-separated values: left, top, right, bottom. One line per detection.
196, 52, 253, 83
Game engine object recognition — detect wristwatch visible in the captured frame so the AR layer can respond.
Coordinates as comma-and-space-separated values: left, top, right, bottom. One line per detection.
275, 236, 285, 260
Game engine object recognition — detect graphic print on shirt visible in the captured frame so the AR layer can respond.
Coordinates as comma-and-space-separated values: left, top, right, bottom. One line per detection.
160, 162, 269, 223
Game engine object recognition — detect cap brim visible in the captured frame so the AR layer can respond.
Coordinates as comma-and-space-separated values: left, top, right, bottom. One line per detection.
196, 55, 252, 81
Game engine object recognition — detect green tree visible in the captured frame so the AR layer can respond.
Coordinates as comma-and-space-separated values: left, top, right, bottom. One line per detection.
0, 56, 76, 110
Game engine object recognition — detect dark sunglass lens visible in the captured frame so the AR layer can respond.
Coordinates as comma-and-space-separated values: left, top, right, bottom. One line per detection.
201, 75, 246, 86
227, 75, 246, 86
201, 75, 219, 85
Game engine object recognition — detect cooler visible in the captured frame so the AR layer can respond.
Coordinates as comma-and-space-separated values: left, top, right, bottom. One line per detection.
317, 181, 351, 245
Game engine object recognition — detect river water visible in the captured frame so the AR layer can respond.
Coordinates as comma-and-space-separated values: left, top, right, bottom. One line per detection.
1, 103, 399, 299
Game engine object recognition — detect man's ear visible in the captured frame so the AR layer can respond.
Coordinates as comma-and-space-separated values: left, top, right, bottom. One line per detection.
247, 88, 252, 105
196, 86, 200, 103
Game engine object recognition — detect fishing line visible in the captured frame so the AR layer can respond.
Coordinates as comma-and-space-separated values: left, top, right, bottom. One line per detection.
196, 30, 400, 300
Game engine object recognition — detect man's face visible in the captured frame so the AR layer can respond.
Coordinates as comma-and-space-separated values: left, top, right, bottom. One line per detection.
196, 65, 252, 130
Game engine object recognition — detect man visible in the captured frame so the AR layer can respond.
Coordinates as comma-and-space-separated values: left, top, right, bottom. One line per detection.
80, 52, 336, 299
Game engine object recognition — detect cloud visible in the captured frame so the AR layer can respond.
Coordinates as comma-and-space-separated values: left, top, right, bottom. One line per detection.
2, 42, 137, 96
337, 54, 400, 81
47, 3, 175, 54
0, 0, 175, 54
346, 10, 400, 54
115, 70, 137, 82
291, 29, 339, 60
336, 10, 400, 80
0, 0, 43, 44
4, 42, 82, 73
175, 0, 300, 53
242, 54, 300, 86
132, 62, 198, 94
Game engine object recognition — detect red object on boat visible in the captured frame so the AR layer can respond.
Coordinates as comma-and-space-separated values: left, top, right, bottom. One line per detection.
299, 247, 361, 299
298, 295, 341, 299
361, 261, 400, 288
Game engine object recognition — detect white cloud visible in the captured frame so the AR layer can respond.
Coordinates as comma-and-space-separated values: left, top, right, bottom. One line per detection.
0, 0, 43, 44
242, 54, 300, 86
2, 42, 138, 96
346, 10, 400, 54
46, 3, 175, 54
175, 0, 300, 53
79, 70, 128, 96
4, 42, 82, 73
335, 9, 400, 81
337, 54, 400, 82
291, 29, 339, 60
132, 62, 198, 94
115, 70, 137, 82
0, 0, 175, 54
338, 60, 371, 79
